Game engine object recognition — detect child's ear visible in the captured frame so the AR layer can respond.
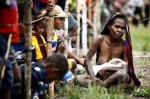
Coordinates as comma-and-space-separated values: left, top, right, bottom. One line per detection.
51, 69, 59, 75
50, 68, 60, 80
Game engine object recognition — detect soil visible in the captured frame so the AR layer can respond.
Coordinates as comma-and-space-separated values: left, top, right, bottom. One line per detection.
131, 52, 150, 99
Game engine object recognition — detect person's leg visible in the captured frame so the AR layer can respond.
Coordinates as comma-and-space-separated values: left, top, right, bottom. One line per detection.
101, 69, 128, 88
132, 7, 139, 26
144, 5, 150, 27
74, 74, 92, 87
138, 7, 143, 22
96, 66, 117, 81
0, 34, 13, 99
0, 89, 11, 99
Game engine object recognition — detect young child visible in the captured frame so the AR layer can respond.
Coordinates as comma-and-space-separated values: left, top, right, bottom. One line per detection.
20, 54, 68, 99
83, 12, 141, 88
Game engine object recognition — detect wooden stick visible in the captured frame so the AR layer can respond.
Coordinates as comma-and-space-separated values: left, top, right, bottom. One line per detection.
82, 0, 88, 55
76, 0, 80, 55
93, 0, 101, 38
64, 0, 69, 57
0, 34, 12, 86
47, 0, 54, 56
47, 0, 55, 97
88, 0, 92, 22
24, 0, 32, 99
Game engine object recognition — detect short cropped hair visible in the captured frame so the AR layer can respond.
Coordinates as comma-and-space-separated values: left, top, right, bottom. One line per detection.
43, 54, 68, 79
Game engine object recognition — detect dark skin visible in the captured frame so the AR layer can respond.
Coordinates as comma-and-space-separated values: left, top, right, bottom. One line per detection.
33, 20, 46, 64
18, 13, 45, 64
54, 18, 85, 65
21, 54, 68, 99
84, 17, 134, 87
54, 17, 65, 30
36, 1, 54, 19
40, 5, 84, 71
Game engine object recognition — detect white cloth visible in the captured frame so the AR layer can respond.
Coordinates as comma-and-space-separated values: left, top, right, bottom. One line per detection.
133, 0, 144, 7
92, 58, 128, 75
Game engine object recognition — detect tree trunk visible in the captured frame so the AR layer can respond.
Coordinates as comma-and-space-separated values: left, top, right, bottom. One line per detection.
47, 0, 54, 56
47, 0, 55, 97
24, 0, 32, 99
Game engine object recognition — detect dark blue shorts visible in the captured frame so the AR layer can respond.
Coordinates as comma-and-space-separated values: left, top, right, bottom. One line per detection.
0, 34, 14, 89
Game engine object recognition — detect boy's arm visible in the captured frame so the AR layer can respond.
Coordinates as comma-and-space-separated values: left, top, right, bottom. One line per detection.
36, 1, 53, 18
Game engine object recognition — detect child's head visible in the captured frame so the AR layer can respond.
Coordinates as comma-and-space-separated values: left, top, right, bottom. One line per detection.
68, 15, 78, 37
32, 10, 46, 34
53, 5, 66, 30
43, 54, 68, 82
33, 18, 45, 34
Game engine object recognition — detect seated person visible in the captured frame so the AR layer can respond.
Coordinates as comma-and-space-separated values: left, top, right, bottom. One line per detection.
32, 15, 47, 64
12, 4, 49, 65
78, 12, 141, 89
20, 54, 68, 99
11, 5, 37, 65
42, 5, 78, 73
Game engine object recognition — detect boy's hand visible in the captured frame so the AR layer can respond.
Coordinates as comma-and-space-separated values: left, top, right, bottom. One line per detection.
46, 1, 54, 15
92, 76, 103, 85
57, 42, 66, 53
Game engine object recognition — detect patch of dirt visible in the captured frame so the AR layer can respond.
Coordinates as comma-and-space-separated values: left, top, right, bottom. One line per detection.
133, 51, 150, 88
134, 66, 150, 87
131, 52, 150, 99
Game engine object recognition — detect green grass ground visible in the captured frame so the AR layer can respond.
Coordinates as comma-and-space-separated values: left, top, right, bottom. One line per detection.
130, 23, 150, 51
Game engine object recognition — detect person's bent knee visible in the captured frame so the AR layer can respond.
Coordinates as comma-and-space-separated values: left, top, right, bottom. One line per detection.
116, 69, 128, 83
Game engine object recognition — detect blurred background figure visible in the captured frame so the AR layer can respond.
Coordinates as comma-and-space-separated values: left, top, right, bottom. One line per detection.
144, 0, 150, 27
132, 0, 144, 26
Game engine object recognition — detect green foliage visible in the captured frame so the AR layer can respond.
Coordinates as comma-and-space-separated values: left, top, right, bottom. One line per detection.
130, 24, 150, 51
17, 0, 24, 4
54, 83, 128, 99
133, 87, 150, 97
